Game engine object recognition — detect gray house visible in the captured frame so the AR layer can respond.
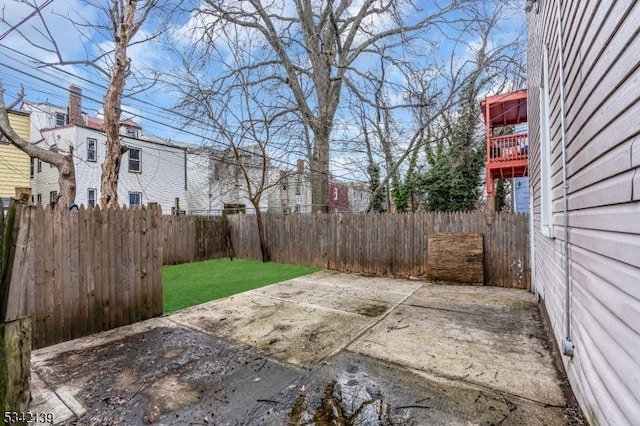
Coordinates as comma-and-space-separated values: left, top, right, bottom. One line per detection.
527, 1, 640, 424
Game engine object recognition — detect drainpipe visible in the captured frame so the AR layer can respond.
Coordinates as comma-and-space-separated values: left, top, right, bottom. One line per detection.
555, 0, 574, 357
184, 148, 189, 214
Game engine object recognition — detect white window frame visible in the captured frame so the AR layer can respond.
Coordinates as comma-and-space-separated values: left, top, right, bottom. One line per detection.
128, 148, 141, 173
539, 45, 554, 238
126, 127, 138, 138
87, 138, 97, 162
87, 188, 97, 208
129, 192, 142, 206
55, 112, 67, 126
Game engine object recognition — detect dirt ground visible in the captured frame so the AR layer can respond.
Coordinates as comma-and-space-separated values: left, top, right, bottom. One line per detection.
29, 270, 584, 425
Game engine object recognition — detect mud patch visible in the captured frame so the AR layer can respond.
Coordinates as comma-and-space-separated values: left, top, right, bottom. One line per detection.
355, 303, 388, 317
288, 376, 410, 425
163, 348, 187, 358
144, 375, 200, 423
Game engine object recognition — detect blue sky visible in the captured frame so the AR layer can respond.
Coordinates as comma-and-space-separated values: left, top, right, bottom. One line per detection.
0, 0, 526, 182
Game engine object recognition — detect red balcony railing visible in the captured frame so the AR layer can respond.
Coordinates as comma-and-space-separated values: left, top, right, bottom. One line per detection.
488, 134, 528, 163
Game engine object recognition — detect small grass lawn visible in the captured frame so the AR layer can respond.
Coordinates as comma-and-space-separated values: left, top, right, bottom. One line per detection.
163, 258, 322, 314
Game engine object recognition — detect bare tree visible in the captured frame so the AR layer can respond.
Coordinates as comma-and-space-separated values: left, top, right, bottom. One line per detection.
189, 0, 476, 212
175, 39, 298, 261
344, 1, 526, 212
4, 0, 169, 207
98, 1, 158, 208
0, 83, 76, 204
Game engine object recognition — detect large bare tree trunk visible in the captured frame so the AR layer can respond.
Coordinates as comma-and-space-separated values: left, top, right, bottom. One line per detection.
100, 1, 138, 208
310, 128, 330, 213
0, 84, 76, 205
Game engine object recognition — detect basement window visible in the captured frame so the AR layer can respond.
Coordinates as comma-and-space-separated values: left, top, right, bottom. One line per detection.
87, 188, 97, 208
129, 192, 142, 206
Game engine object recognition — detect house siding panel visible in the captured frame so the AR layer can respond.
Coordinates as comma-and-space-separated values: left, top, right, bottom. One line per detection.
528, 0, 640, 424
35, 126, 187, 212
0, 111, 31, 198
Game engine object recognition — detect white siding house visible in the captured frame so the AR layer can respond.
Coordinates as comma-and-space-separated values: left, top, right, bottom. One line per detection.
528, 1, 640, 424
268, 161, 312, 214
185, 144, 283, 215
21, 101, 73, 142
31, 125, 187, 212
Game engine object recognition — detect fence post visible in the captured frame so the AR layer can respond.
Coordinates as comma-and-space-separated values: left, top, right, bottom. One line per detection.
0, 196, 34, 414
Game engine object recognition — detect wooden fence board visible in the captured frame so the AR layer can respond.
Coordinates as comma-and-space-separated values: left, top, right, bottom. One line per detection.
226, 212, 530, 288
11, 204, 164, 349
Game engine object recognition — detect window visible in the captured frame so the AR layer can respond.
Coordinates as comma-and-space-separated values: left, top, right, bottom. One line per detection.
539, 46, 553, 238
333, 187, 338, 201
126, 127, 138, 138
37, 194, 42, 204
37, 160, 42, 173
128, 148, 141, 172
49, 191, 58, 206
129, 192, 142, 206
30, 158, 34, 178
87, 189, 97, 208
295, 179, 301, 195
294, 204, 300, 214
55, 112, 67, 126
87, 138, 97, 162
0, 133, 7, 144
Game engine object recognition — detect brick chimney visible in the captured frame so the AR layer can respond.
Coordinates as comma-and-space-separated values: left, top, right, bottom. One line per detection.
296, 159, 304, 174
68, 85, 84, 126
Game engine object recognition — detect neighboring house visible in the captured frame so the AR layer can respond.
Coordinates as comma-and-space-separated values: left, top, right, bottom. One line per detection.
528, 1, 639, 424
183, 144, 224, 215
24, 86, 187, 212
22, 85, 86, 142
348, 183, 372, 213
330, 181, 373, 213
269, 160, 312, 214
185, 143, 287, 216
328, 182, 349, 213
31, 121, 187, 212
0, 110, 31, 207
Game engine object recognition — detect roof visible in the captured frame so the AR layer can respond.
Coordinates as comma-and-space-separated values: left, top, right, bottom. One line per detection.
86, 116, 142, 131
40, 124, 187, 151
480, 89, 528, 126
7, 109, 31, 117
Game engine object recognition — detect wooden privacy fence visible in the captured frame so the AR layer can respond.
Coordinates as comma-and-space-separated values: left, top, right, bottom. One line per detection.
227, 212, 530, 289
26, 203, 163, 349
162, 215, 228, 265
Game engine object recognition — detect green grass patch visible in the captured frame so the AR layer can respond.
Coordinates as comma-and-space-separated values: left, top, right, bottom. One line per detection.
163, 258, 322, 314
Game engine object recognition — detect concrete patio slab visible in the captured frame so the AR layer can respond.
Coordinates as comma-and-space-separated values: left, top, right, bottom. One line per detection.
167, 291, 377, 365
29, 271, 573, 425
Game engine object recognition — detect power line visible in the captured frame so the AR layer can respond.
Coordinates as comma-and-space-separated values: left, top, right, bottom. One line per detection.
0, 41, 527, 187
0, 0, 56, 41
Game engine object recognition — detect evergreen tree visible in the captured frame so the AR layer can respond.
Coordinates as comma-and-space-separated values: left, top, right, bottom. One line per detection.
368, 164, 387, 212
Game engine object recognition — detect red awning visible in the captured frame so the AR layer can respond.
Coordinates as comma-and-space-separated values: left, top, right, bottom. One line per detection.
480, 89, 528, 126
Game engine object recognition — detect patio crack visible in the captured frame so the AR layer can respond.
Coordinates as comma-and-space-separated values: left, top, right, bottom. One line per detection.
318, 284, 425, 363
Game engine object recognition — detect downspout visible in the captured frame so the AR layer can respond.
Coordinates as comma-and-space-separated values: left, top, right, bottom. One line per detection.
555, 0, 574, 357
184, 148, 189, 214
